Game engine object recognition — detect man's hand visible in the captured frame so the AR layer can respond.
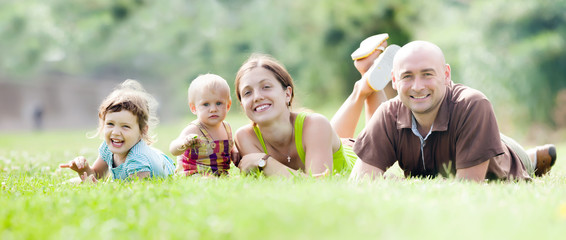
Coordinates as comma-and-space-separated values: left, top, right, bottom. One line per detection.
349, 158, 386, 181
455, 159, 489, 182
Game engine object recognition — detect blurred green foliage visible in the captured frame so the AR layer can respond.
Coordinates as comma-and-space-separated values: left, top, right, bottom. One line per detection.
0, 0, 564, 128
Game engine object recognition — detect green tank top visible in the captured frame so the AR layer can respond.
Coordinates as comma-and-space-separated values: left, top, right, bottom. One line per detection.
252, 112, 355, 174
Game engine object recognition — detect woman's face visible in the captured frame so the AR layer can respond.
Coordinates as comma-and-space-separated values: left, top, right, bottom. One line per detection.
238, 67, 292, 124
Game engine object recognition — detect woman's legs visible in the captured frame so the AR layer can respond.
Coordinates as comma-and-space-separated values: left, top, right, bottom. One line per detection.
330, 79, 389, 138
332, 35, 398, 138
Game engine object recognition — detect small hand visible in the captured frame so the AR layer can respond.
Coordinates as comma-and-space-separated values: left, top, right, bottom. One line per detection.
59, 156, 90, 174
79, 172, 98, 184
179, 134, 201, 151
186, 134, 202, 148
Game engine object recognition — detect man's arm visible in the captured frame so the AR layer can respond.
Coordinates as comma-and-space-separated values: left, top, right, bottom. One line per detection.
349, 158, 386, 181
455, 159, 489, 182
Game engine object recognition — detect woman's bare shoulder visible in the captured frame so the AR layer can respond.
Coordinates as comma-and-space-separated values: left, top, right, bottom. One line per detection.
303, 113, 332, 129
234, 124, 263, 154
234, 124, 258, 143
302, 112, 340, 149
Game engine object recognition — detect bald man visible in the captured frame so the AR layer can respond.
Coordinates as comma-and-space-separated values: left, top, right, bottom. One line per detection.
350, 40, 556, 182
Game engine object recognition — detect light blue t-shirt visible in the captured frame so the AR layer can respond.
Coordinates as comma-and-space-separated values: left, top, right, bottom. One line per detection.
99, 140, 175, 180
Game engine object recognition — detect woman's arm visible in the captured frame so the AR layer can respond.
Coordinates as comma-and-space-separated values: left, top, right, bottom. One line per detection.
302, 114, 336, 175
237, 153, 298, 177
234, 126, 299, 177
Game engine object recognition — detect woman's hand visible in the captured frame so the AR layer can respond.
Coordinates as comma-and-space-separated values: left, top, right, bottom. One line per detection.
237, 153, 265, 173
238, 153, 299, 177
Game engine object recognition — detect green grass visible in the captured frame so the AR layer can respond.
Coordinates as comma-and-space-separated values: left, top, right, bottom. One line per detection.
2, 114, 566, 239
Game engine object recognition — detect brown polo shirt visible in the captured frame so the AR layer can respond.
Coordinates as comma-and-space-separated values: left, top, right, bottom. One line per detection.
354, 83, 531, 180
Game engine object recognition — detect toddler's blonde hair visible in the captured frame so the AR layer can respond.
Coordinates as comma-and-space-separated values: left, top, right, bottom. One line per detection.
188, 74, 231, 106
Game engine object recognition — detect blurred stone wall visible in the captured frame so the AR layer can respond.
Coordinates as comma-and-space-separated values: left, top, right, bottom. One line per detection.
0, 75, 176, 132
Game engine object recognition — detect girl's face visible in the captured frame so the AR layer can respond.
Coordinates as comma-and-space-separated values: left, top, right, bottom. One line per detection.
238, 67, 292, 124
103, 110, 143, 160
190, 87, 231, 128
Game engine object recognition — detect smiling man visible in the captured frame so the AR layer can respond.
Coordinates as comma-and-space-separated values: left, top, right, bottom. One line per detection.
350, 40, 557, 182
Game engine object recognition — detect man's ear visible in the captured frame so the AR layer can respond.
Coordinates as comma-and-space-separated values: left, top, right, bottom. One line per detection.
444, 64, 451, 85
391, 71, 398, 90
189, 103, 197, 114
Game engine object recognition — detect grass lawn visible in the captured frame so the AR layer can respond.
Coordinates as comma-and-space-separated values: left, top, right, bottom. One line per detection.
1, 113, 565, 239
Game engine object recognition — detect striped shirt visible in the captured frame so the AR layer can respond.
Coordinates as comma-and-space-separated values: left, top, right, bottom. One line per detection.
178, 121, 233, 176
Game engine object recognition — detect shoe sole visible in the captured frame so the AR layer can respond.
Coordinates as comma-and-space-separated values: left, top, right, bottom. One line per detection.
535, 144, 557, 176
549, 145, 556, 166
364, 44, 401, 91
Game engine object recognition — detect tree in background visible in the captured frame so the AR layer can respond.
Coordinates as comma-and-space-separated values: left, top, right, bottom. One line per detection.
0, 0, 564, 133
393, 0, 566, 133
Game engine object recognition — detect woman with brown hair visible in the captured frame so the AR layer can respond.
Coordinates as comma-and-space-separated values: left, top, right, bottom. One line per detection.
233, 54, 355, 177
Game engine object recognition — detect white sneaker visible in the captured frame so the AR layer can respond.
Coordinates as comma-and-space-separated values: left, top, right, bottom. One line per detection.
363, 44, 400, 91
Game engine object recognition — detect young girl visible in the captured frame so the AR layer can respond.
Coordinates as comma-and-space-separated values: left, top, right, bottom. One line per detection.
60, 79, 175, 182
169, 74, 235, 176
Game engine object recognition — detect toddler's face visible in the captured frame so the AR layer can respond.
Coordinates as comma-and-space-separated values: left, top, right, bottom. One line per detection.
192, 88, 231, 128
103, 110, 142, 159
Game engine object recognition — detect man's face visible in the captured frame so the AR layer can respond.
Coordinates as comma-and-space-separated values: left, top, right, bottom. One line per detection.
392, 46, 450, 118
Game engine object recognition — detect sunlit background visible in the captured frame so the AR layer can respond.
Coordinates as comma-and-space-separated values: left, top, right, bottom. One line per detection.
1, 0, 564, 144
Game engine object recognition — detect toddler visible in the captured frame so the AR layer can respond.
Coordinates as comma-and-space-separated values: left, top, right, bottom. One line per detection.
169, 74, 235, 176
60, 79, 175, 182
